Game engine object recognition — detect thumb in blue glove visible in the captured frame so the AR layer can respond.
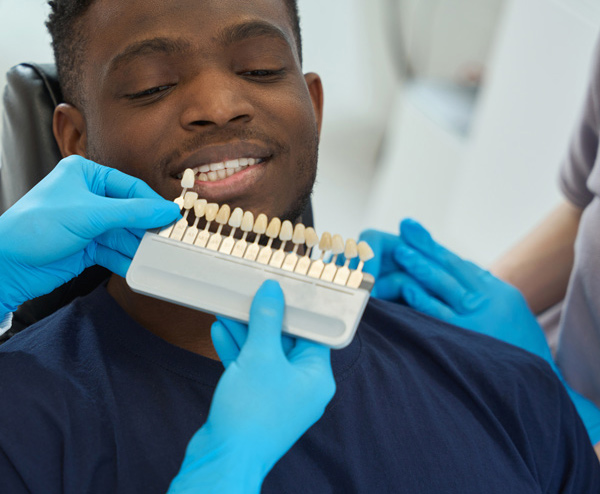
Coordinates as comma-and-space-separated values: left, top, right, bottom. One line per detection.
167, 280, 336, 494
0, 155, 180, 317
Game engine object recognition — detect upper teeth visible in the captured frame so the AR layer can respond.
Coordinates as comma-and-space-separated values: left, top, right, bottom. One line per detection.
177, 158, 262, 182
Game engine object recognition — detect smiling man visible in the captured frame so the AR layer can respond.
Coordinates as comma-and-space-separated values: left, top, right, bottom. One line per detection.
0, 0, 599, 493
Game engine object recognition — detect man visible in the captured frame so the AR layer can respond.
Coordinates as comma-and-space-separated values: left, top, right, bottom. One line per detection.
0, 0, 598, 492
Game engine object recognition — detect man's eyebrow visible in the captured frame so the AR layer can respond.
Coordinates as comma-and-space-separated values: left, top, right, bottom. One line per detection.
108, 38, 193, 74
218, 21, 294, 50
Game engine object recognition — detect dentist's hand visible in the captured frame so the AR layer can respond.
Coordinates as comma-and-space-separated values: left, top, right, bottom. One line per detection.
168, 280, 336, 494
0, 155, 180, 316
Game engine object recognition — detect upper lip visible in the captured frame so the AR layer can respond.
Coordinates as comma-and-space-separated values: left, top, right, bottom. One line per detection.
171, 141, 273, 178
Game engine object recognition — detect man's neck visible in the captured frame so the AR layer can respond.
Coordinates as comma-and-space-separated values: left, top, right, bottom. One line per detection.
107, 275, 220, 360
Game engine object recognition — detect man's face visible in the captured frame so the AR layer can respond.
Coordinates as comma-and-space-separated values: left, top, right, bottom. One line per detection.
58, 0, 323, 221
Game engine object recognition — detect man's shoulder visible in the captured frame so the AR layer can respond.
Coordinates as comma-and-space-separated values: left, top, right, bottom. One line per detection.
0, 285, 116, 387
358, 298, 567, 414
361, 297, 552, 371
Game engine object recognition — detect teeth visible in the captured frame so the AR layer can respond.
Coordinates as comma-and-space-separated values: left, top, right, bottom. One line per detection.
190, 157, 265, 182
210, 162, 225, 171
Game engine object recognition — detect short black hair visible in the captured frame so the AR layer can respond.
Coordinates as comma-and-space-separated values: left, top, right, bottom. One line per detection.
46, 0, 303, 106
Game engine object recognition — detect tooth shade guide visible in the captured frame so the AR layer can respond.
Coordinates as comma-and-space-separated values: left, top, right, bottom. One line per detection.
206, 204, 231, 251
194, 202, 219, 248
282, 223, 305, 272
269, 220, 293, 268
307, 231, 331, 278
231, 211, 255, 258
256, 217, 281, 265
244, 213, 267, 261
218, 207, 243, 255
166, 191, 195, 241
347, 241, 375, 289
294, 227, 318, 275
158, 183, 377, 290
182, 199, 207, 244
333, 239, 359, 286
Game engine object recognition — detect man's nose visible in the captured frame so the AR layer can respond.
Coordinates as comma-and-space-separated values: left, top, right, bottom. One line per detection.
180, 70, 254, 129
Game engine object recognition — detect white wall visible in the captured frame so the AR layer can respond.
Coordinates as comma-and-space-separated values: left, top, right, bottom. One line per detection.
445, 0, 600, 264
366, 0, 600, 266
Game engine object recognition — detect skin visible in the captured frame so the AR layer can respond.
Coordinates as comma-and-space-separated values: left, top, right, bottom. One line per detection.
53, 0, 324, 358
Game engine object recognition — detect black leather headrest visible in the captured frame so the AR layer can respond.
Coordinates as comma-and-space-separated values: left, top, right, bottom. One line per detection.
1, 63, 63, 214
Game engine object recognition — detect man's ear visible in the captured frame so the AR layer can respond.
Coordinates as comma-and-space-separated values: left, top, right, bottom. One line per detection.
304, 73, 324, 135
53, 103, 87, 158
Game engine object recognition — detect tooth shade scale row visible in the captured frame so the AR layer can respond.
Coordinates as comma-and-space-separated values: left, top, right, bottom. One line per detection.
171, 192, 199, 241
162, 178, 375, 286
171, 209, 372, 287
243, 213, 268, 261
231, 211, 255, 257
219, 207, 244, 255
256, 218, 282, 264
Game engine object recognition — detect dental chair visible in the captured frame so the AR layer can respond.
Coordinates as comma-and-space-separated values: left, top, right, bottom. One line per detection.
0, 63, 314, 342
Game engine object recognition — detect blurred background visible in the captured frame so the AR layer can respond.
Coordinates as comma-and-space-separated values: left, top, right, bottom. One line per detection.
1, 0, 600, 265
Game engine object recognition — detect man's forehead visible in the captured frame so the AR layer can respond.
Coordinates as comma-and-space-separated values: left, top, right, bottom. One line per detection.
84, 0, 296, 61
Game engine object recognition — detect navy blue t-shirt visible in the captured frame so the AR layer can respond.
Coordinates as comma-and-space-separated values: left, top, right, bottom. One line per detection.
0, 285, 598, 493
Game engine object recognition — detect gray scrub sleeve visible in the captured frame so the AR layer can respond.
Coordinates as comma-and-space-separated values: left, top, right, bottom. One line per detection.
557, 35, 600, 408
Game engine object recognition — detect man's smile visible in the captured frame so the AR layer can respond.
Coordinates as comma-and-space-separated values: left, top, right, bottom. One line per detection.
176, 157, 267, 182
169, 140, 276, 203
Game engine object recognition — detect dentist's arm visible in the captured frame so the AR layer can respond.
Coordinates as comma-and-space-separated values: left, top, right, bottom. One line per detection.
0, 155, 180, 327
490, 199, 583, 314
167, 280, 336, 494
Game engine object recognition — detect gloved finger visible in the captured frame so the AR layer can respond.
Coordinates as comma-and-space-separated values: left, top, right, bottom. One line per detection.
211, 320, 242, 368
128, 228, 147, 240
401, 281, 457, 322
88, 243, 132, 277
90, 197, 180, 234
400, 219, 486, 290
81, 159, 165, 201
96, 229, 141, 261
372, 271, 414, 301
287, 338, 331, 368
215, 316, 249, 350
243, 280, 285, 358
281, 334, 295, 355
394, 245, 477, 313
217, 314, 293, 356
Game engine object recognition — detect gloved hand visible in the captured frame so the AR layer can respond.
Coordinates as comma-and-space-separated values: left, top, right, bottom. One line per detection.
362, 218, 600, 445
0, 155, 180, 317
167, 280, 336, 494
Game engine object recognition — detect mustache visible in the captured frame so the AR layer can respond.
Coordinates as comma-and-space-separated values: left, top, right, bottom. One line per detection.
155, 128, 288, 174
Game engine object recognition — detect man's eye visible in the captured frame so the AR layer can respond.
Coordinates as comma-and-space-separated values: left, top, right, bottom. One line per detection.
243, 69, 286, 79
126, 85, 174, 100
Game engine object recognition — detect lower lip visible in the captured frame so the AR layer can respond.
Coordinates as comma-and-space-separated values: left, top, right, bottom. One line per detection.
179, 159, 269, 201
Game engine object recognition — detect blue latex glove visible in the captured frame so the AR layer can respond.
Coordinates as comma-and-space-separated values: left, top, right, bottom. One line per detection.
167, 280, 336, 494
362, 218, 600, 444
0, 155, 180, 317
